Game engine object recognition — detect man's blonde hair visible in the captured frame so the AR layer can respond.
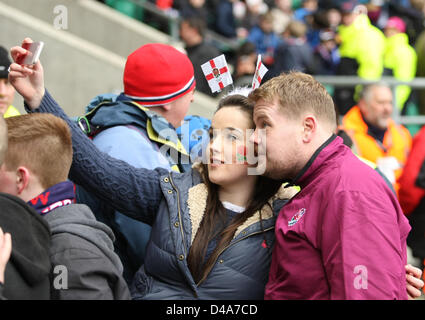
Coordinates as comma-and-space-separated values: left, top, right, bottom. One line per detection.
248, 71, 337, 129
4, 113, 72, 189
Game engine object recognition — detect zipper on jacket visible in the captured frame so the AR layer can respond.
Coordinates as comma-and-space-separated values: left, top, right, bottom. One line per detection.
169, 174, 199, 298
196, 226, 274, 287
169, 173, 187, 258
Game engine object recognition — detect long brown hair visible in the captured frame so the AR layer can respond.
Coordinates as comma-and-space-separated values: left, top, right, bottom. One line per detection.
187, 94, 282, 284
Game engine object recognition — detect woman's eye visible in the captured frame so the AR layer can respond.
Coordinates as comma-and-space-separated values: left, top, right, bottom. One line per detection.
227, 134, 238, 140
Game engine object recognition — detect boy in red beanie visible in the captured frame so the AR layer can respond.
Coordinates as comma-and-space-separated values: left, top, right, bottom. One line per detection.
76, 43, 196, 285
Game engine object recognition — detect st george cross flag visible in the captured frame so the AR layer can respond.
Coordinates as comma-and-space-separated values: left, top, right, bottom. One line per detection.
201, 54, 233, 93
251, 55, 268, 90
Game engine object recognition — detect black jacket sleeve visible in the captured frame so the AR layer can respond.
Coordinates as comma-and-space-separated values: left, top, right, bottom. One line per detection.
0, 282, 6, 300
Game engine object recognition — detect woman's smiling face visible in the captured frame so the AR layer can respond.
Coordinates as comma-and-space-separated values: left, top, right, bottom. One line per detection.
206, 106, 255, 186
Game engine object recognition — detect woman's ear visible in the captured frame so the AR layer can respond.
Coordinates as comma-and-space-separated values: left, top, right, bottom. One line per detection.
16, 166, 30, 195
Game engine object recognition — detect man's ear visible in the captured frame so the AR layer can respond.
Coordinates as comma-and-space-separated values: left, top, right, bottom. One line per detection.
16, 166, 30, 195
358, 98, 367, 113
302, 115, 317, 143
161, 104, 172, 111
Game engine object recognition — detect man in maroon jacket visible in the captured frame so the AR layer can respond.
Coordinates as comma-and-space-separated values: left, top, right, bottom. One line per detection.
249, 72, 412, 299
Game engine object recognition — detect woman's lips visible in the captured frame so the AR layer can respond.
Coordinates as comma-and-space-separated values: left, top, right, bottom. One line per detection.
210, 158, 224, 167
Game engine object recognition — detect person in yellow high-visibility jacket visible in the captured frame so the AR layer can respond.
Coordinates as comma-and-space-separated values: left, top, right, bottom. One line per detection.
383, 16, 417, 112
338, 11, 385, 80
0, 46, 20, 119
335, 2, 386, 115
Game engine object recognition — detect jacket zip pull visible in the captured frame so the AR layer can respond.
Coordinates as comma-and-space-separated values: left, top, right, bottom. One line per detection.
169, 174, 197, 297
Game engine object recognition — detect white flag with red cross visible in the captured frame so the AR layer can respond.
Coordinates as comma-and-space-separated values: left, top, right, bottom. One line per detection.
251, 55, 268, 90
201, 54, 233, 93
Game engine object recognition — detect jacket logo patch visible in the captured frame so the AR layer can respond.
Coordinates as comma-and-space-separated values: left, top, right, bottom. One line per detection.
288, 208, 306, 227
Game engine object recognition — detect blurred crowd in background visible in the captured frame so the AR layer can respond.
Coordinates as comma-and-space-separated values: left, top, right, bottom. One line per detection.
98, 0, 425, 122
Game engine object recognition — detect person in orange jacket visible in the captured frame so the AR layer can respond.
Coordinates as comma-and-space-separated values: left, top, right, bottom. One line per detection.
342, 83, 412, 196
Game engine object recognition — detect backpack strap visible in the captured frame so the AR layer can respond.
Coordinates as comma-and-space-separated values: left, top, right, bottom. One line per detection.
126, 101, 189, 157
77, 99, 189, 172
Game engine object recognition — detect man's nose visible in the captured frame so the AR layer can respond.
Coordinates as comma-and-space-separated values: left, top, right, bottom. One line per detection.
249, 128, 259, 145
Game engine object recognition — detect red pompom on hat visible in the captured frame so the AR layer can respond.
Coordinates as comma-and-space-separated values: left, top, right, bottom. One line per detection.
123, 43, 196, 106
